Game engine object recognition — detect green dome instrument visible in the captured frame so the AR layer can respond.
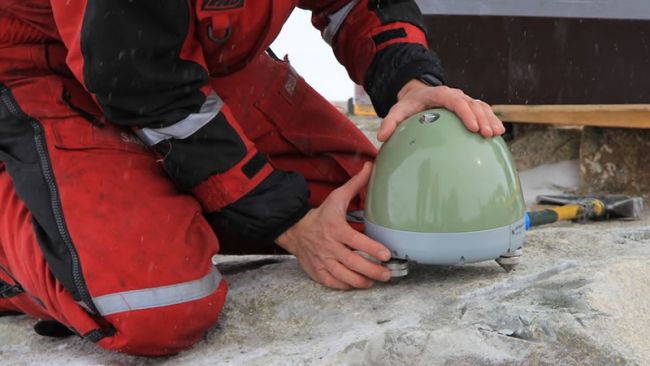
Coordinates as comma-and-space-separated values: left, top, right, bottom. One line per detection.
364, 109, 526, 275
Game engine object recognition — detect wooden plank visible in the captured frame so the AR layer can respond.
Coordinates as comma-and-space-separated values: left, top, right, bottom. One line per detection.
492, 104, 650, 128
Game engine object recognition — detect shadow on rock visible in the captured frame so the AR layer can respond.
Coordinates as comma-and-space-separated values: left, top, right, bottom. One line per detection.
216, 257, 290, 275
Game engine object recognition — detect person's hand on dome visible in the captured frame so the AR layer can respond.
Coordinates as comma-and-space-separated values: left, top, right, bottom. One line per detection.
377, 79, 506, 141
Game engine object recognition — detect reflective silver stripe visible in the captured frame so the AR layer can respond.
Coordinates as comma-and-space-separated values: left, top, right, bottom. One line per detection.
92, 267, 222, 316
322, 0, 359, 45
136, 92, 223, 146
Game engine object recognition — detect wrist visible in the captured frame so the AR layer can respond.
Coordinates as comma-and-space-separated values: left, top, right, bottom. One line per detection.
397, 79, 430, 100
275, 209, 312, 254
275, 227, 297, 254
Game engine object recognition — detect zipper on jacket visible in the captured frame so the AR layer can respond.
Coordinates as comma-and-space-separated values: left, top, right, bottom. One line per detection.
0, 86, 98, 314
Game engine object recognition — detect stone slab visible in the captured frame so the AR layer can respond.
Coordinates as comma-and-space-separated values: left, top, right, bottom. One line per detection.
2, 214, 650, 365
580, 127, 650, 201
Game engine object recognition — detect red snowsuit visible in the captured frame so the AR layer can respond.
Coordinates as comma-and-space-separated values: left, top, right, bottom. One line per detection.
0, 0, 443, 356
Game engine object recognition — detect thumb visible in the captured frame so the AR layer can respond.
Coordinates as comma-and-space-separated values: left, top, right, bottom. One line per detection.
377, 113, 398, 142
337, 162, 373, 202
377, 102, 413, 142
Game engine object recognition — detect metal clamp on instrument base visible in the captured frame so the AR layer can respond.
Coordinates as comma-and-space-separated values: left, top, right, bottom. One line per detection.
384, 259, 409, 278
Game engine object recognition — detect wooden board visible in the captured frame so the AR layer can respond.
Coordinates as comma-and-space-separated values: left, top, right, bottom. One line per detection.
492, 105, 650, 129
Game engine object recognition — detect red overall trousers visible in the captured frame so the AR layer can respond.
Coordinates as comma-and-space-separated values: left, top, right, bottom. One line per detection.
0, 42, 376, 356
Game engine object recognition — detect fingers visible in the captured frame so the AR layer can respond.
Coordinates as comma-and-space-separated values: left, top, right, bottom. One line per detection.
290, 162, 394, 291
305, 227, 392, 289
315, 268, 352, 291
449, 97, 480, 133
341, 227, 391, 262
334, 162, 373, 202
467, 98, 505, 137
378, 100, 426, 142
488, 106, 506, 135
382, 83, 505, 139
309, 239, 390, 289
336, 246, 391, 283
377, 114, 398, 143
467, 98, 493, 137
328, 261, 374, 289
334, 227, 392, 283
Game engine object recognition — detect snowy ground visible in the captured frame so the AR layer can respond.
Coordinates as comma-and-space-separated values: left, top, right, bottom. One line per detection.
1, 121, 648, 365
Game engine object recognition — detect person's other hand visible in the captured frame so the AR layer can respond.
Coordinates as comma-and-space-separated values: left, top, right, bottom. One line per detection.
275, 162, 391, 290
377, 79, 506, 142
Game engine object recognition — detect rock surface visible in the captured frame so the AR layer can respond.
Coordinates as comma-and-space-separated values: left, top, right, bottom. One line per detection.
580, 127, 650, 201
1, 118, 648, 365
1, 212, 649, 365
509, 124, 581, 171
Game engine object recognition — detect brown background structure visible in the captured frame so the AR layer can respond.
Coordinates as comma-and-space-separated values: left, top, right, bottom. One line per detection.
423, 16, 650, 105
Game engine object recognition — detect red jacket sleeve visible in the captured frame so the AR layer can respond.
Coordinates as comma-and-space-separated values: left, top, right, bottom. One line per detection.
299, 0, 445, 116
49, 0, 309, 242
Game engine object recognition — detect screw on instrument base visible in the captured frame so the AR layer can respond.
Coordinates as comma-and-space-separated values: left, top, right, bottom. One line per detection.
354, 251, 410, 279
419, 112, 440, 124
495, 248, 523, 273
385, 259, 409, 278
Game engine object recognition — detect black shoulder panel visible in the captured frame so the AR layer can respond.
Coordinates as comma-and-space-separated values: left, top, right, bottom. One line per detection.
367, 0, 426, 32
80, 0, 208, 128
